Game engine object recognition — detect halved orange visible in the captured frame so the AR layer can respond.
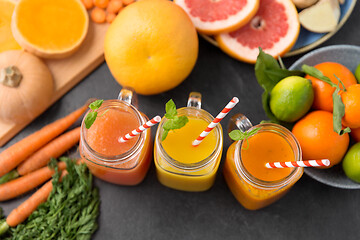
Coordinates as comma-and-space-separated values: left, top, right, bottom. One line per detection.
174, 0, 259, 35
216, 0, 299, 64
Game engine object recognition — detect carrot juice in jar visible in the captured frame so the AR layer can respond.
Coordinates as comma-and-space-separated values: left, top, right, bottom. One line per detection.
223, 114, 303, 210
80, 88, 152, 185
154, 92, 223, 192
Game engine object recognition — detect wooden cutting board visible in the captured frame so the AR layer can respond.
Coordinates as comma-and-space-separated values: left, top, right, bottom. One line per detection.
0, 22, 109, 147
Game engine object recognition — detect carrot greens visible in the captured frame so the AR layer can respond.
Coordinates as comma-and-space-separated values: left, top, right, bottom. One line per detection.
0, 157, 100, 239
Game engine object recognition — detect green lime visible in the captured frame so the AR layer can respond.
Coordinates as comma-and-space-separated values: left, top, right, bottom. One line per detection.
342, 142, 360, 183
355, 62, 360, 83
270, 76, 314, 122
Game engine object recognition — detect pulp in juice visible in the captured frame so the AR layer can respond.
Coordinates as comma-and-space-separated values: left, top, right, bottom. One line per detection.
155, 116, 222, 192
81, 106, 152, 185
241, 131, 293, 182
224, 129, 303, 210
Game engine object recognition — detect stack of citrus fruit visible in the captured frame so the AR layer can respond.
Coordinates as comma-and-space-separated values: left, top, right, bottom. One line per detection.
175, 0, 300, 63
261, 60, 360, 180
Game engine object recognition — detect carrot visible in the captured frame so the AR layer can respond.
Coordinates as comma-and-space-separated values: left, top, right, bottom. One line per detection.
0, 102, 89, 177
17, 127, 81, 176
0, 161, 67, 201
6, 170, 68, 228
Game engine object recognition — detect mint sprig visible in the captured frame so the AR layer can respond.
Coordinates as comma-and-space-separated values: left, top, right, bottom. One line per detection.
85, 99, 104, 129
162, 99, 189, 141
229, 127, 261, 150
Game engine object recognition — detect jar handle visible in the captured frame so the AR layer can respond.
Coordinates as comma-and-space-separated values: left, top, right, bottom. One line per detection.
187, 92, 202, 109
118, 87, 138, 108
228, 113, 253, 136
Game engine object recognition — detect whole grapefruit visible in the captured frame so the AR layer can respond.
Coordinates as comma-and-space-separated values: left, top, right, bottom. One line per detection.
292, 110, 349, 168
104, 0, 198, 95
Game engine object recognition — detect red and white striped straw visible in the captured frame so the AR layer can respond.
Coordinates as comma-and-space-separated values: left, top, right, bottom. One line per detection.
265, 159, 330, 168
119, 116, 161, 143
192, 97, 239, 147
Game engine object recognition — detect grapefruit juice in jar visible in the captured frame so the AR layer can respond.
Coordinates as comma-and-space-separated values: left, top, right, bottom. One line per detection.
80, 89, 152, 185
154, 93, 223, 192
223, 114, 303, 210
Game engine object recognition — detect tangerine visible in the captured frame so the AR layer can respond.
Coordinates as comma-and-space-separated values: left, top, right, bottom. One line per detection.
292, 110, 349, 168
341, 84, 360, 129
305, 62, 357, 112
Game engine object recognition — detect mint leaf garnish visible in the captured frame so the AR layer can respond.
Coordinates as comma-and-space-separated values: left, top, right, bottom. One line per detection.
161, 99, 189, 141
229, 127, 262, 150
85, 99, 104, 129
89, 99, 103, 110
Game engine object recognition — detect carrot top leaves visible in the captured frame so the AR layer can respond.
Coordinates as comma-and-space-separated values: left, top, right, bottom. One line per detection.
1, 158, 100, 239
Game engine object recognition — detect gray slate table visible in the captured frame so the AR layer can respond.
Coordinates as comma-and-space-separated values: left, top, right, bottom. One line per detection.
2, 3, 360, 239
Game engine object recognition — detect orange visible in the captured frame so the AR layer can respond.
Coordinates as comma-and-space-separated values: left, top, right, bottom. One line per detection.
215, 0, 299, 64
0, 0, 21, 53
292, 110, 349, 168
104, 0, 198, 95
174, 0, 259, 35
305, 62, 357, 112
341, 84, 360, 128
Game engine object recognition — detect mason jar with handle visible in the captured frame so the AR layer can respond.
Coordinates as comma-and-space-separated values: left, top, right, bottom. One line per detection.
223, 113, 303, 210
154, 92, 223, 192
80, 87, 152, 185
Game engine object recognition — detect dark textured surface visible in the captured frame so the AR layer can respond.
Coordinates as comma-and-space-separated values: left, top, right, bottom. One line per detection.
2, 3, 360, 239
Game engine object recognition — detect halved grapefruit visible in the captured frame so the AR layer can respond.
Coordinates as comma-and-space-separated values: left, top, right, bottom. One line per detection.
215, 0, 300, 64
174, 0, 260, 35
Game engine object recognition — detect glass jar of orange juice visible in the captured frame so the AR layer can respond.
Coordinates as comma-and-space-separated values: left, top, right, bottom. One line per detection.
79, 88, 152, 185
154, 92, 223, 192
223, 114, 303, 210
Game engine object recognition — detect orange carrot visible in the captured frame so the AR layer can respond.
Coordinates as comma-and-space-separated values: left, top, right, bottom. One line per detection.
17, 127, 80, 176
0, 161, 67, 201
0, 102, 89, 177
6, 170, 68, 227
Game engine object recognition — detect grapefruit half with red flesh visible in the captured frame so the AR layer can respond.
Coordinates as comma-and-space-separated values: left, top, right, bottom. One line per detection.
174, 0, 260, 35
216, 0, 300, 64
